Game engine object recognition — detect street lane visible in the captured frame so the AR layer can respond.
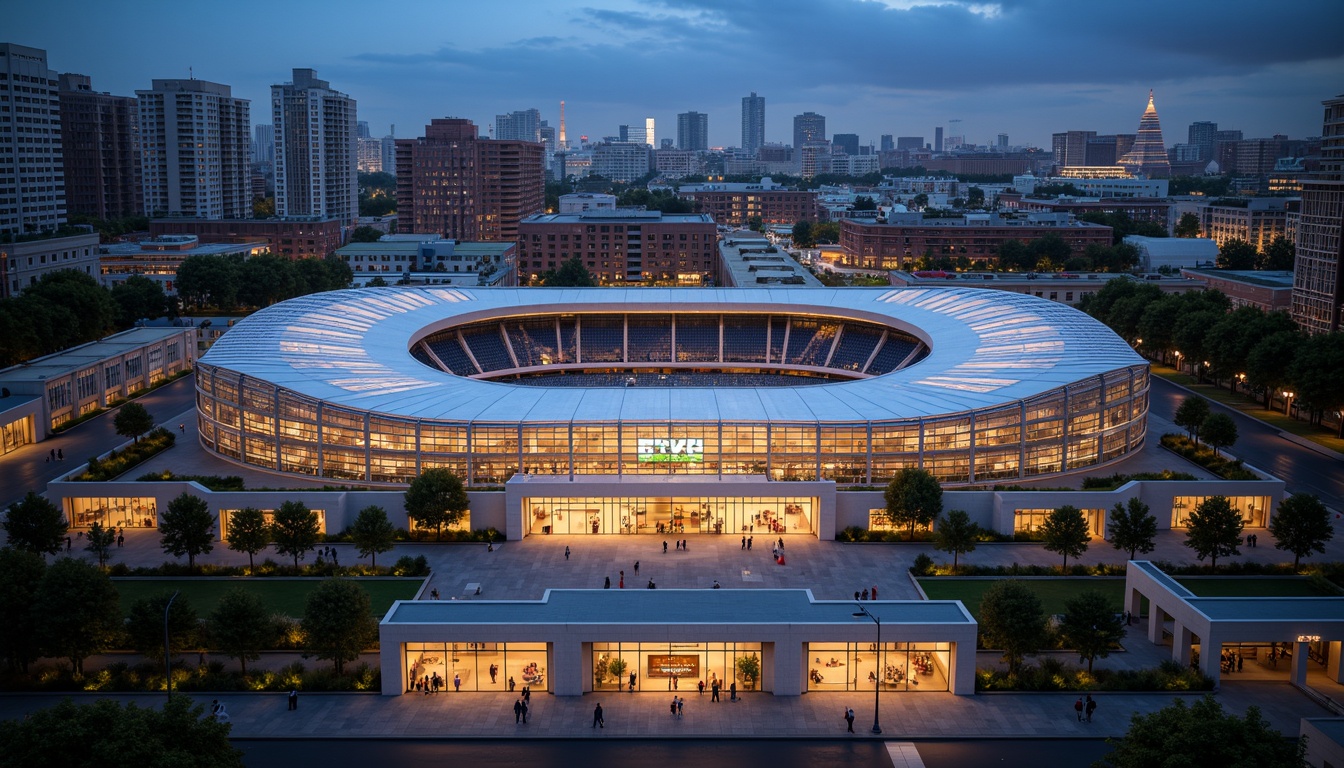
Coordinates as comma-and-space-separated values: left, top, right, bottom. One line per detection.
1149, 377, 1344, 510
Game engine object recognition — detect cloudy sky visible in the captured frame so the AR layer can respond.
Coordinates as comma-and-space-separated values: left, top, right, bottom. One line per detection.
11, 0, 1344, 150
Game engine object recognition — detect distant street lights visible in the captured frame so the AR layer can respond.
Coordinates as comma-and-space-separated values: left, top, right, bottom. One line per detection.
853, 604, 882, 734
1282, 390, 1295, 416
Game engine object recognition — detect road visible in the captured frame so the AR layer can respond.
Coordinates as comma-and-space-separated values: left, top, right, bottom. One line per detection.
0, 373, 197, 508
232, 738, 1113, 768
1148, 377, 1344, 511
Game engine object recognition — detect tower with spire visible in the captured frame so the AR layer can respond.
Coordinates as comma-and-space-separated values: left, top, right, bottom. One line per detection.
1118, 90, 1171, 178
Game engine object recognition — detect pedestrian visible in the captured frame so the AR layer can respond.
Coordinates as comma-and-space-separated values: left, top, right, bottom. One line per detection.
698, 679, 705, 695
56, 448, 62, 460
683, 539, 688, 551
663, 540, 668, 553
747, 536, 752, 550
711, 679, 720, 701
778, 537, 784, 550
604, 576, 611, 589
179, 423, 185, 433
1237, 652, 1244, 672
629, 672, 637, 692
49, 448, 55, 461
871, 585, 877, 600
673, 675, 678, 691
288, 689, 298, 710
592, 702, 605, 728
454, 673, 461, 692
524, 685, 530, 703
862, 588, 869, 601
521, 699, 528, 723
845, 707, 855, 733
854, 591, 860, 601
670, 697, 678, 717
647, 579, 656, 589
565, 545, 571, 560
509, 676, 516, 692
1085, 695, 1097, 723
490, 663, 498, 683
66, 536, 71, 552
619, 571, 625, 589
712, 580, 720, 589
730, 681, 737, 701
677, 697, 684, 718
430, 588, 439, 600
634, 560, 640, 573
741, 535, 746, 550
514, 698, 523, 723
1074, 696, 1084, 722
117, 534, 124, 548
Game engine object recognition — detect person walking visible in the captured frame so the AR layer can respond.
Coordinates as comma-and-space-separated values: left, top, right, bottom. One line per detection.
179, 423, 185, 434
741, 535, 746, 550
663, 540, 668, 553
729, 681, 737, 701
514, 698, 523, 724
711, 679, 720, 702
634, 561, 640, 573
871, 585, 877, 600
862, 588, 869, 601
521, 699, 529, 724
454, 673, 461, 692
509, 676, 516, 692
565, 545, 571, 560
490, 664, 498, 683
629, 671, 637, 692
604, 576, 611, 589
592, 702, 605, 728
1085, 695, 1097, 723
619, 571, 625, 589
670, 697, 678, 718
747, 536, 752, 550
845, 707, 855, 733
288, 689, 298, 710
698, 679, 705, 696
1074, 696, 1084, 722
677, 697, 684, 718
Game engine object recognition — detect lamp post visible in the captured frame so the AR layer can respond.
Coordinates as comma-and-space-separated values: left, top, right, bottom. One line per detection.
164, 590, 179, 702
853, 604, 882, 734
1282, 390, 1295, 416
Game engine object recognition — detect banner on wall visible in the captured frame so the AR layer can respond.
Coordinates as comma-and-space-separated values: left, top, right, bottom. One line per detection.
647, 655, 701, 678
636, 437, 704, 463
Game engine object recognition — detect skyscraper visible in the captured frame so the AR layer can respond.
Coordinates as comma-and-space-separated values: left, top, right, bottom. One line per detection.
880, 135, 894, 152
138, 77, 250, 219
1188, 121, 1218, 161
395, 118, 544, 242
677, 111, 709, 151
1118, 91, 1171, 178
897, 137, 924, 151
357, 121, 370, 139
253, 124, 273, 165
58, 73, 142, 219
1291, 94, 1344, 334
997, 134, 1009, 151
793, 112, 826, 149
0, 44, 65, 237
741, 92, 765, 156
271, 68, 357, 222
832, 133, 859, 156
496, 108, 542, 143
1051, 130, 1096, 168
623, 118, 655, 148
934, 127, 943, 153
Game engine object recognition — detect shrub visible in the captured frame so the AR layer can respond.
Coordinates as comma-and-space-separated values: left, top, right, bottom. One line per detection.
75, 428, 176, 481
392, 554, 431, 577
910, 553, 935, 576
1, 658, 381, 693
135, 471, 245, 491
976, 659, 1212, 692
1159, 434, 1261, 480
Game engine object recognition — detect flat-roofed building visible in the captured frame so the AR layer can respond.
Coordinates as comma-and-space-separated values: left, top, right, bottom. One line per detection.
1180, 268, 1294, 312
2, 231, 100, 298
1124, 235, 1219, 271
148, 217, 346, 259
718, 232, 822, 287
335, 237, 517, 287
558, 193, 616, 214
99, 235, 269, 293
839, 213, 1113, 270
518, 210, 718, 285
58, 74, 142, 220
680, 181, 820, 227
1199, 197, 1296, 252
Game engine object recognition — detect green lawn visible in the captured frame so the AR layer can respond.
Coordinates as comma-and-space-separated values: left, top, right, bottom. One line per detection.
917, 578, 1126, 620
1176, 577, 1327, 598
112, 578, 422, 619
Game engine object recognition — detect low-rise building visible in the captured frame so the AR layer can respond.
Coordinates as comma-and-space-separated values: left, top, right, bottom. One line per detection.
518, 210, 718, 285
1198, 197, 1297, 251
558, 193, 617, 214
838, 213, 1113, 270
888, 270, 1202, 306
1124, 235, 1219, 272
1179, 269, 1294, 312
1, 231, 101, 298
149, 217, 347, 259
335, 238, 517, 287
99, 235, 269, 293
1012, 173, 1169, 198
718, 232, 822, 287
680, 180, 820, 227
999, 194, 1173, 229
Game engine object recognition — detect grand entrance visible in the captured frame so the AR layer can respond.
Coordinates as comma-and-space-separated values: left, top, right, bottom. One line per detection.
524, 495, 816, 535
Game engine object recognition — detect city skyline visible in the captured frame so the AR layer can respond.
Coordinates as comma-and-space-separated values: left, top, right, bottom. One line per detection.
8, 0, 1343, 152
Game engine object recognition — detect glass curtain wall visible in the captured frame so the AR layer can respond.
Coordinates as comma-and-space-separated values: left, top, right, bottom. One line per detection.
404, 642, 548, 692
524, 496, 816, 536
65, 497, 161, 528
592, 642, 763, 692
1170, 496, 1271, 528
0, 415, 33, 456
805, 642, 951, 692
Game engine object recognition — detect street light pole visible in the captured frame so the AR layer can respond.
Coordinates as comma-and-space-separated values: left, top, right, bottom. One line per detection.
165, 590, 179, 703
853, 604, 882, 734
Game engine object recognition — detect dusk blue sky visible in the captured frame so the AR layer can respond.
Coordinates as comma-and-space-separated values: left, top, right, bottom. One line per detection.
11, 0, 1344, 150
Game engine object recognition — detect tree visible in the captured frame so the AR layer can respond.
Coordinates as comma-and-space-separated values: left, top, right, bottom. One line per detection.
1058, 589, 1125, 673
225, 507, 270, 573
1108, 498, 1157, 560
350, 505, 396, 568
84, 522, 116, 568
271, 500, 321, 568
126, 591, 198, 664
1246, 330, 1302, 408
0, 697, 244, 768
1174, 212, 1201, 238
113, 401, 154, 444
1287, 332, 1344, 437
404, 468, 470, 541
252, 195, 275, 217
1173, 396, 1211, 442
933, 509, 979, 573
301, 578, 378, 674
978, 580, 1046, 675
110, 275, 171, 326
1200, 412, 1238, 457
175, 253, 243, 312
747, 215, 763, 232
1097, 695, 1306, 768
1269, 493, 1334, 571
350, 225, 384, 243
1259, 236, 1295, 271
852, 196, 877, 211
1040, 505, 1090, 572
0, 547, 45, 672
791, 220, 815, 248
2, 492, 67, 556
1183, 495, 1243, 571
35, 557, 121, 674
996, 239, 1034, 272
537, 256, 597, 287
1216, 238, 1257, 270
367, 275, 389, 287
24, 270, 118, 346
159, 492, 215, 571
883, 468, 943, 541
209, 586, 275, 674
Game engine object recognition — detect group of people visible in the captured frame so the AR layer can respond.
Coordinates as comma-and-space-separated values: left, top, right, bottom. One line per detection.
513, 688, 532, 724
1073, 695, 1098, 723
669, 696, 685, 718
1221, 649, 1245, 674
853, 586, 879, 601
663, 539, 691, 552
313, 546, 339, 566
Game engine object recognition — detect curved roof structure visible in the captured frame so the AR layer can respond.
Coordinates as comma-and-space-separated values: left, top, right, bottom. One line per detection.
200, 287, 1142, 424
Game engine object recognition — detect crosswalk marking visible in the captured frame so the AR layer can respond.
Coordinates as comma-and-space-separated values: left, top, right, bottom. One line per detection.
885, 741, 927, 768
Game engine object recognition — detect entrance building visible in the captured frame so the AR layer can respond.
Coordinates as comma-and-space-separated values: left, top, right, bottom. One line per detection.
379, 589, 978, 696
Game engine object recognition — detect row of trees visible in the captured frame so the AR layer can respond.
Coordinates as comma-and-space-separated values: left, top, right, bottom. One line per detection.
1081, 277, 1344, 435
175, 252, 353, 312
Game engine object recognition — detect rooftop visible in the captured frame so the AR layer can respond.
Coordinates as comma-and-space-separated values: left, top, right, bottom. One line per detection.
1181, 269, 1294, 288
0, 327, 192, 384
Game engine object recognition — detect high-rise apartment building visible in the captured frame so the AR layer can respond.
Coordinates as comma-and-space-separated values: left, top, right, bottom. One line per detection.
593, 142, 651, 183
741, 92, 765, 156
0, 44, 65, 237
395, 118, 544, 242
271, 68, 357, 223
677, 111, 709, 151
1051, 130, 1096, 168
1118, 91, 1170, 178
793, 112, 826, 149
997, 133, 1009, 151
832, 133, 859, 156
357, 137, 383, 173
138, 78, 250, 219
1291, 94, 1344, 334
58, 73, 141, 219
380, 127, 396, 178
252, 124, 273, 166
496, 108, 542, 143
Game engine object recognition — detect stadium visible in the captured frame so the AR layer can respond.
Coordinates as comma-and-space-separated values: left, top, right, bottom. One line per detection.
194, 286, 1148, 538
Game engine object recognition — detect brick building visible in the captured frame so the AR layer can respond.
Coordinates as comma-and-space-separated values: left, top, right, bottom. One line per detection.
518, 210, 718, 285
680, 185, 820, 227
838, 213, 1113, 270
999, 193, 1173, 228
395, 118, 544, 243
148, 217, 346, 259
57, 74, 142, 219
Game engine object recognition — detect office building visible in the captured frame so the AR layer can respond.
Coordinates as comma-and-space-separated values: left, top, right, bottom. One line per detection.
897, 136, 924, 151
0, 44, 65, 237
677, 111, 709, 151
679, 180, 821, 227
271, 68, 357, 223
623, 118, 655, 148
832, 133, 859, 156
592, 141, 651, 183
3, 231, 99, 299
741, 92, 765, 156
793, 112, 826, 150
997, 134, 1009, 151
880, 135, 894, 152
934, 127, 943, 153
1199, 198, 1295, 252
395, 118, 545, 243
357, 121, 370, 139
517, 211, 717, 285
138, 78, 250, 219
496, 108, 542, 143
1118, 91, 1171, 178
837, 213, 1113, 270
57, 74, 142, 219
1189, 121, 1218, 161
1292, 94, 1344, 333
1051, 130, 1096, 168
252, 124, 273, 165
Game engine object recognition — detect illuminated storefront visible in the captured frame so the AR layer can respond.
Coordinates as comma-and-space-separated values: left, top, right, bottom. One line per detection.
806, 642, 951, 692
524, 495, 815, 536
65, 496, 161, 528
592, 642, 762, 692
404, 641, 547, 693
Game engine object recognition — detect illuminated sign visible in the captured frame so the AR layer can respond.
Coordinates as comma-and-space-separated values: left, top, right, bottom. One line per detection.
637, 437, 704, 463
1297, 635, 1320, 643
648, 655, 701, 678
